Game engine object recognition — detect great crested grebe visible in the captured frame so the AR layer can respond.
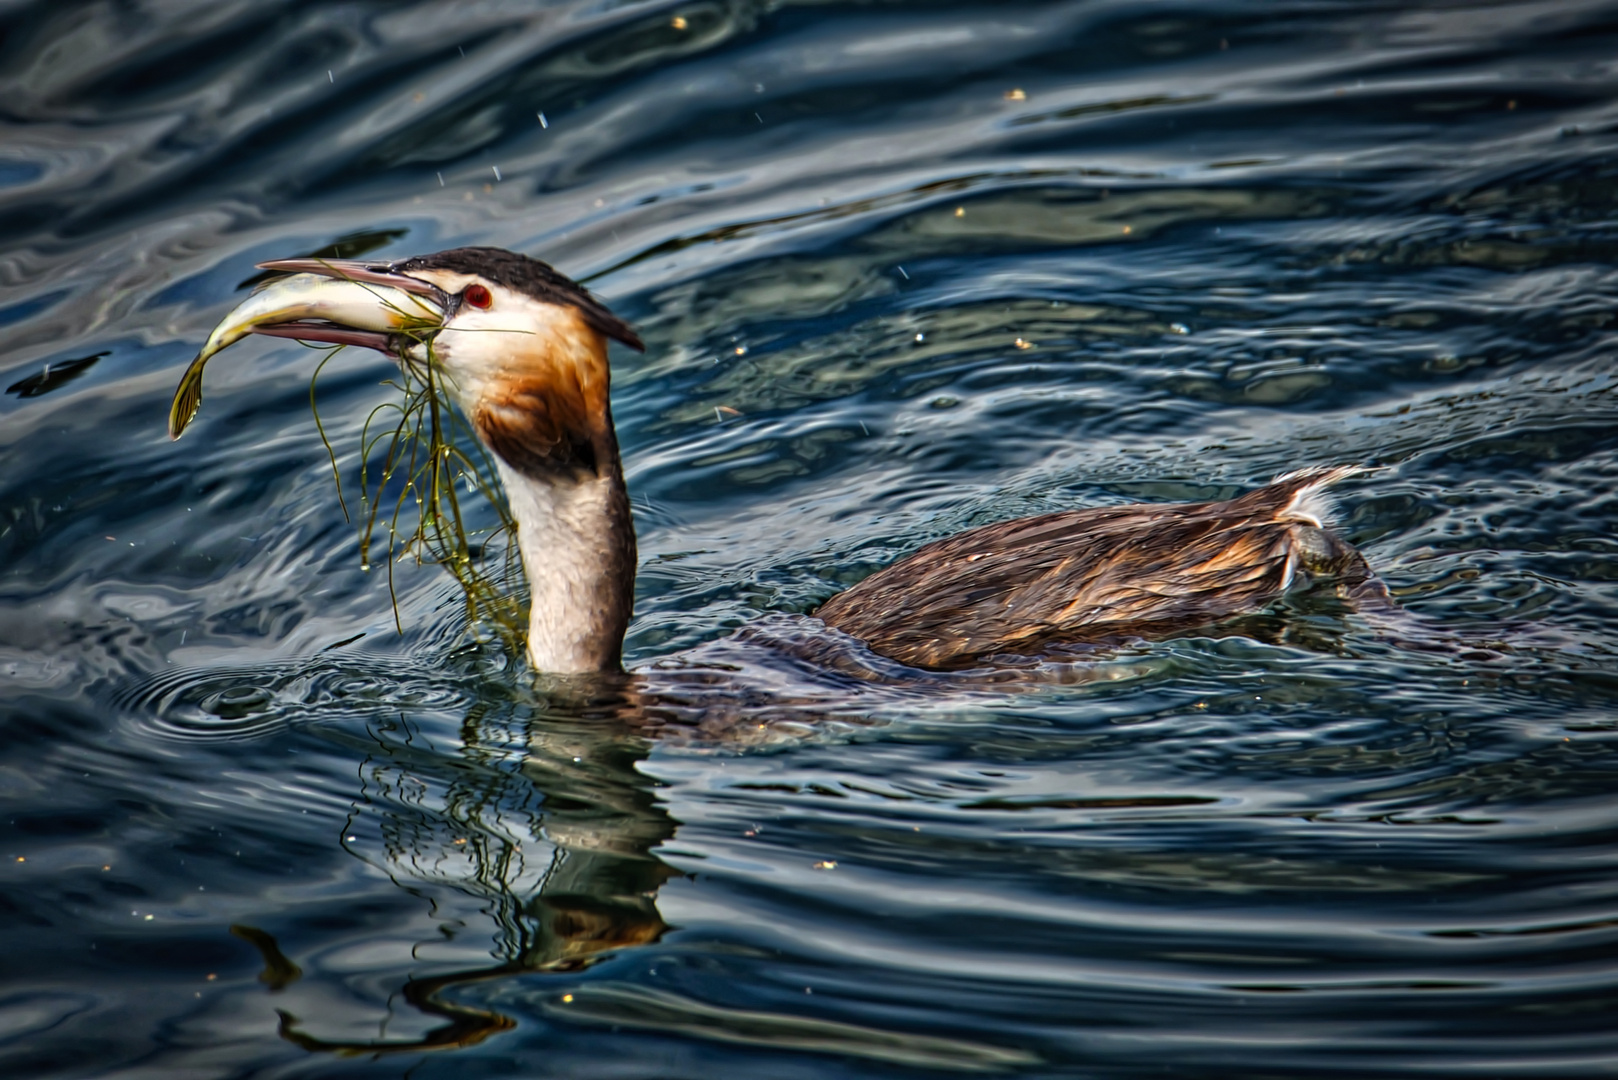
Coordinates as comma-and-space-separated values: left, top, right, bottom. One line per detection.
171, 247, 1384, 674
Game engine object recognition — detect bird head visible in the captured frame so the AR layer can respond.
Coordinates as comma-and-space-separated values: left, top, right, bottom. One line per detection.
388, 248, 644, 481
177, 246, 644, 480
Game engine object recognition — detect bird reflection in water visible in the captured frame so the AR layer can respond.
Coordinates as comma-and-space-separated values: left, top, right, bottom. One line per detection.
199, 631, 1102, 1062
264, 691, 677, 1055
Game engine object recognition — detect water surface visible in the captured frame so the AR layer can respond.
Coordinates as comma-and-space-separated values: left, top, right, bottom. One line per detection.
2, 0, 1618, 1076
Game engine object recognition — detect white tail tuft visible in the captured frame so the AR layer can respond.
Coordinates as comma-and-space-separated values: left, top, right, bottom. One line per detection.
1273, 464, 1367, 527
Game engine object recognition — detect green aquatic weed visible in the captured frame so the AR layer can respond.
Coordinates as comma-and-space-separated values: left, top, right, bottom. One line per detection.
309, 333, 528, 659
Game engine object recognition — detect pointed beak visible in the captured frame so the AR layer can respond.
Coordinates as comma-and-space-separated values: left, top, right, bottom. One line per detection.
168, 259, 448, 439
253, 257, 446, 301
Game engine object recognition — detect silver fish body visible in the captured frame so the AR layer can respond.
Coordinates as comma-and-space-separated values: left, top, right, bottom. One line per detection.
168, 273, 443, 438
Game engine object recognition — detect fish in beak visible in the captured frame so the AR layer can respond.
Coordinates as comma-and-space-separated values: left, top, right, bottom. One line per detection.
167, 258, 448, 439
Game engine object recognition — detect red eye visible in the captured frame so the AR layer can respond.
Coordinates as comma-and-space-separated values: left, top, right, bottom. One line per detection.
463, 283, 493, 310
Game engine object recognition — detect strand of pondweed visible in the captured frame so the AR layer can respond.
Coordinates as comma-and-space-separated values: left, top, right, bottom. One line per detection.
383, 342, 525, 653
413, 342, 522, 651
311, 331, 526, 656
307, 344, 351, 524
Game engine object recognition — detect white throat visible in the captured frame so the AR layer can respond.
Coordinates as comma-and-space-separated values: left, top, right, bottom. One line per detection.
496, 460, 633, 674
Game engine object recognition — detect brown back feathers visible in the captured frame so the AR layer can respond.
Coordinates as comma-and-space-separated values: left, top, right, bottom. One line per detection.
816, 468, 1373, 669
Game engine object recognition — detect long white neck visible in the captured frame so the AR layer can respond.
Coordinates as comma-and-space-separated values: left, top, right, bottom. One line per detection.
427, 297, 637, 674
495, 459, 636, 674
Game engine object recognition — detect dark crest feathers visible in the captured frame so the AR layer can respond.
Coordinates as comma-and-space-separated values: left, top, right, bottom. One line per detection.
395, 246, 644, 352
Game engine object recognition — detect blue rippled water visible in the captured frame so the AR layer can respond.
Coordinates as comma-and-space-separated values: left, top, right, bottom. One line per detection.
2, 1, 1618, 1076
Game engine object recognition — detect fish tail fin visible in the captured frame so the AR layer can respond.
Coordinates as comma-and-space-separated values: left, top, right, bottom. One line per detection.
168, 353, 208, 439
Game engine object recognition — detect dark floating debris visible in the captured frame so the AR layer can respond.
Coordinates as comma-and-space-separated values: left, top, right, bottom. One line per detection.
229, 924, 303, 991
5, 351, 107, 398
